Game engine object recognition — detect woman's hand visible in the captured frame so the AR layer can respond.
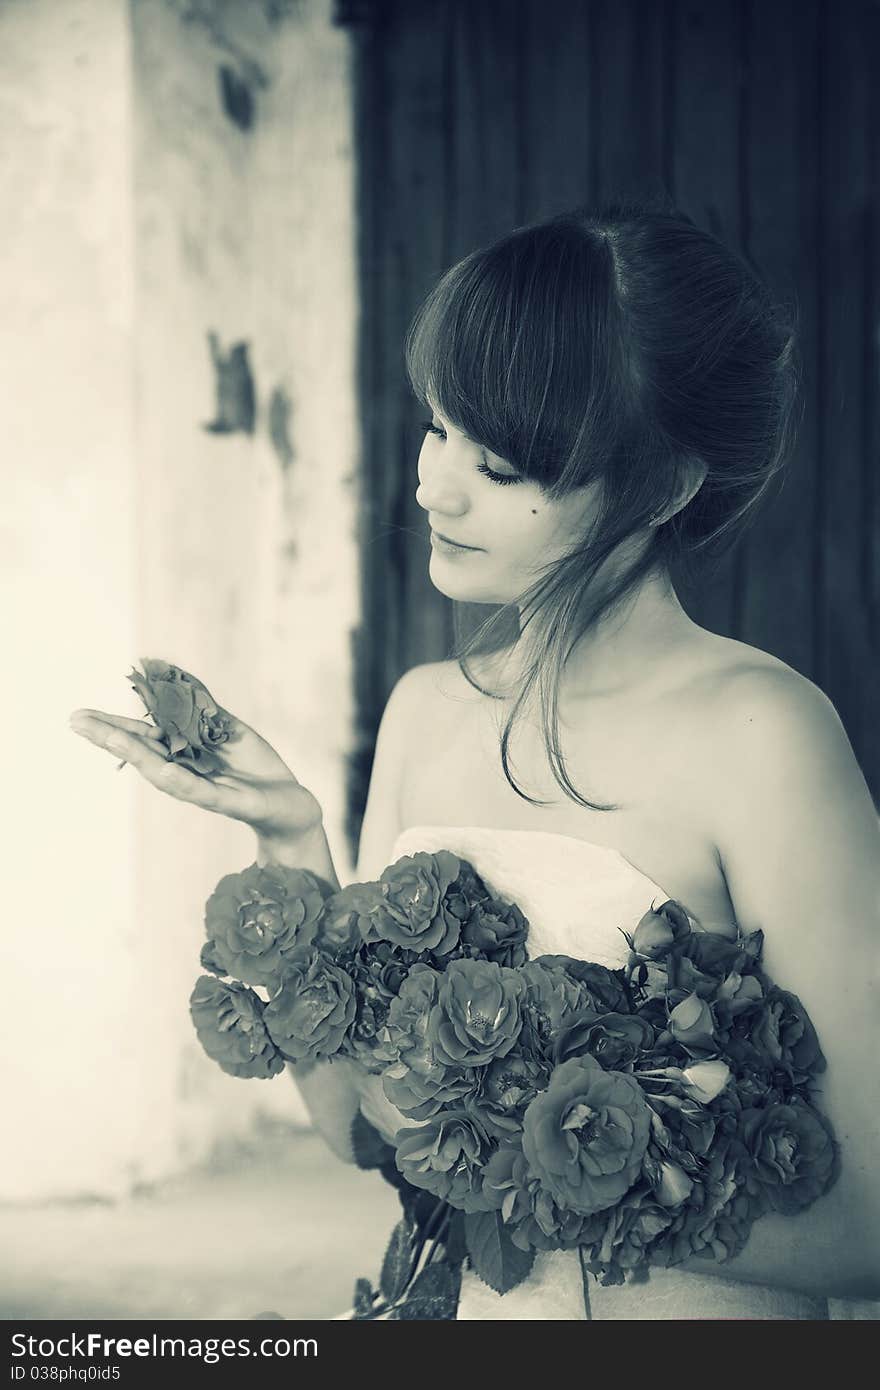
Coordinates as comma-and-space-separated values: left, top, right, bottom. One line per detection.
69, 702, 324, 844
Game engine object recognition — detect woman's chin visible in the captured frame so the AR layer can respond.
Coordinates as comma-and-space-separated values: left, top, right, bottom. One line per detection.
427, 558, 504, 604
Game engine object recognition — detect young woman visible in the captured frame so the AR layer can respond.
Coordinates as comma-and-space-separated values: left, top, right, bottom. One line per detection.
71, 204, 879, 1319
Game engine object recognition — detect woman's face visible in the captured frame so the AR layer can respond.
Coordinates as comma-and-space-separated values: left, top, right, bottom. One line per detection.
415, 404, 598, 605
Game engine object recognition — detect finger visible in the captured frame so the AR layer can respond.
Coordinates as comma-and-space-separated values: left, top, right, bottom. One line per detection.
150, 760, 270, 823
102, 730, 226, 811
70, 718, 173, 767
73, 717, 269, 821
70, 709, 165, 741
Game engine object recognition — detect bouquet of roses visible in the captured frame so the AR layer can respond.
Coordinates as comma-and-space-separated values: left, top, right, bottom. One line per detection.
188, 845, 840, 1320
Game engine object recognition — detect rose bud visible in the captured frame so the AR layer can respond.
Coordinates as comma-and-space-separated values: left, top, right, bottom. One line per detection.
716, 971, 764, 1013
668, 992, 716, 1051
654, 1160, 694, 1208
127, 658, 232, 776
680, 1060, 730, 1104
626, 901, 691, 974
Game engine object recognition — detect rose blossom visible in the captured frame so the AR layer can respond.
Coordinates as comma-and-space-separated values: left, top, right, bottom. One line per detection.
741, 1100, 839, 1214
356, 851, 463, 955
522, 1055, 652, 1216
668, 992, 716, 1052
189, 975, 284, 1080
427, 958, 524, 1067
203, 862, 324, 989
127, 658, 232, 775
263, 949, 356, 1061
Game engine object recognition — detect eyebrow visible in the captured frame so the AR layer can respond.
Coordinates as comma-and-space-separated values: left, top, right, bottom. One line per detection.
424, 402, 523, 475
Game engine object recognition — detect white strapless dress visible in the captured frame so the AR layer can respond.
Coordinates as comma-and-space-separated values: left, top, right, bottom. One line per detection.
371, 824, 832, 1321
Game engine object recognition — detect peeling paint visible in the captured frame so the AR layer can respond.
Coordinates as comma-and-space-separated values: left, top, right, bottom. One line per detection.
268, 384, 294, 471
203, 332, 256, 434
218, 63, 254, 129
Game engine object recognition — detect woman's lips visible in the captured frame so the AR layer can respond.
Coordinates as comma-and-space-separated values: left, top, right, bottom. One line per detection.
430, 529, 481, 553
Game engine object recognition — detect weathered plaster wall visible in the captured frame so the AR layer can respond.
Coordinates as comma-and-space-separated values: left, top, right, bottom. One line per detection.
0, 0, 141, 1203
0, 0, 359, 1200
129, 0, 360, 1181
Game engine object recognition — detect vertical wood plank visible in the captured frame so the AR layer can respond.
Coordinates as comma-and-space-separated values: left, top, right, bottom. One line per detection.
347, 7, 387, 854
592, 0, 668, 203
666, 0, 746, 637
348, 0, 454, 855
382, 0, 456, 677
519, 0, 593, 222
867, 0, 880, 691
448, 0, 524, 259
818, 0, 879, 796
737, 0, 818, 678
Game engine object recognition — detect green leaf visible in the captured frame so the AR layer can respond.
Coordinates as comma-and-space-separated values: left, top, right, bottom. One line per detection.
379, 1217, 414, 1304
352, 1278, 375, 1319
464, 1210, 536, 1294
350, 1111, 397, 1170
395, 1263, 462, 1320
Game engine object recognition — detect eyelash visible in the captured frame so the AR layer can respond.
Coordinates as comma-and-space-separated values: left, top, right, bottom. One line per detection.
418, 420, 521, 487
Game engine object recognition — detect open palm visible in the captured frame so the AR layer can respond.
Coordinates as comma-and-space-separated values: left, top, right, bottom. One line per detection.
69, 702, 323, 842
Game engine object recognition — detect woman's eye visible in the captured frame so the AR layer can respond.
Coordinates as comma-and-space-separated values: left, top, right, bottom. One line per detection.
475, 458, 521, 487
419, 418, 520, 486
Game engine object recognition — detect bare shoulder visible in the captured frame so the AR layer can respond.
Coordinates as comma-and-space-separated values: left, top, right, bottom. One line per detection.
694, 635, 850, 767
392, 654, 499, 715
687, 632, 877, 849
386, 658, 466, 722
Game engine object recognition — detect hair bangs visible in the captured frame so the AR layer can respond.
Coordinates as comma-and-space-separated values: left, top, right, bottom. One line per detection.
405, 227, 624, 493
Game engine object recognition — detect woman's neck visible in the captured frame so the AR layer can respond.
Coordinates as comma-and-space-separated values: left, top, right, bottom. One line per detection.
498, 568, 699, 705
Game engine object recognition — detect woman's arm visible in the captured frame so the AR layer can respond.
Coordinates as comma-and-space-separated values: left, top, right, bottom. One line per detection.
265, 665, 429, 1162
675, 667, 880, 1300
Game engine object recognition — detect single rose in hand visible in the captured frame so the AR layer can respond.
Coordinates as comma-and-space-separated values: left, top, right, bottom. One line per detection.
189, 975, 284, 1079
128, 658, 233, 775
203, 862, 324, 989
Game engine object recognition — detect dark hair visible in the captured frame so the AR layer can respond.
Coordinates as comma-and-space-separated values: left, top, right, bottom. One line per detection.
404, 199, 800, 811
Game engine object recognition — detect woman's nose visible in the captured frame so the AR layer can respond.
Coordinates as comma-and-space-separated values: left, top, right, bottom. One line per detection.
415, 462, 470, 516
